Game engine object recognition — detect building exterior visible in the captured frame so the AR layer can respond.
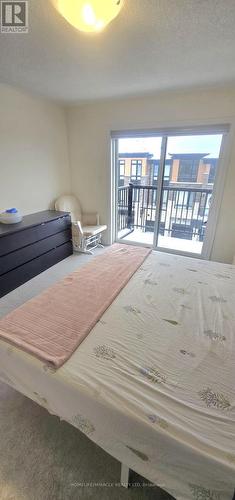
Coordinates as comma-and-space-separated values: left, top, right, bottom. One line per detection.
118, 152, 218, 188
118, 152, 153, 186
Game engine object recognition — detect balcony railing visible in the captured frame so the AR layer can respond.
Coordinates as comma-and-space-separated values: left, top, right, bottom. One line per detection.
118, 183, 213, 242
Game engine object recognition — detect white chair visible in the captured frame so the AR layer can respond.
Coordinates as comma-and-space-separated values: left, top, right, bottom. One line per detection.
55, 195, 107, 254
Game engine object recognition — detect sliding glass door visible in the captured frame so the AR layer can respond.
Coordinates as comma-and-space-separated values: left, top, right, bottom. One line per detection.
114, 128, 227, 257
115, 135, 164, 246
156, 133, 224, 255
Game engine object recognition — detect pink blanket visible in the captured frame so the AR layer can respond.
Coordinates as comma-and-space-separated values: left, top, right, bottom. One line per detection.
0, 244, 150, 368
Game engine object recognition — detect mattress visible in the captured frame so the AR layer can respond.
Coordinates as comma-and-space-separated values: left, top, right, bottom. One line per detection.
0, 250, 234, 500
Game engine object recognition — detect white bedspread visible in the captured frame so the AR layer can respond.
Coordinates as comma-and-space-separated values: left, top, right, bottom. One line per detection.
0, 251, 234, 500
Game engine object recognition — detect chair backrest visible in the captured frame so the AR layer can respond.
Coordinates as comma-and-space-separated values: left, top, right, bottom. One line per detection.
55, 195, 82, 223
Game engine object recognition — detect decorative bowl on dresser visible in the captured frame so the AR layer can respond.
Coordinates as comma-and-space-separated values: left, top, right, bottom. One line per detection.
0, 210, 72, 298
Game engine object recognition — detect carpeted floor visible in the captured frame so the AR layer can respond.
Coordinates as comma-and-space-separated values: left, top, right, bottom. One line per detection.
0, 249, 174, 500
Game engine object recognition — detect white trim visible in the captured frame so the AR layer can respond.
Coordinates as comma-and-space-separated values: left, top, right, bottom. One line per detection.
113, 138, 120, 243
107, 140, 112, 245
153, 136, 168, 248
111, 124, 230, 139
109, 138, 118, 244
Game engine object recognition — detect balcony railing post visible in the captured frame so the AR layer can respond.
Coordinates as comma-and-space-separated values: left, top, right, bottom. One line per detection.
127, 183, 133, 228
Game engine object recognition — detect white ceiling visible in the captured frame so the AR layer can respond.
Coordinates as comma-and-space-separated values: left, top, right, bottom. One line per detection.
0, 0, 235, 103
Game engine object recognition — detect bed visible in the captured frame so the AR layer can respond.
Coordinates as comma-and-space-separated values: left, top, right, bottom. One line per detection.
0, 247, 234, 500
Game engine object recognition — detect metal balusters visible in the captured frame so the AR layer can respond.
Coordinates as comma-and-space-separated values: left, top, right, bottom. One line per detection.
117, 185, 213, 244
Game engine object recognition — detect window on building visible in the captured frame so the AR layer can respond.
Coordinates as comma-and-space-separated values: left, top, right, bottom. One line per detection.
187, 191, 195, 208
164, 164, 171, 184
153, 162, 170, 185
161, 190, 168, 209
131, 160, 142, 180
178, 159, 199, 183
119, 160, 125, 177
153, 163, 158, 184
118, 159, 125, 186
208, 162, 217, 183
174, 190, 195, 209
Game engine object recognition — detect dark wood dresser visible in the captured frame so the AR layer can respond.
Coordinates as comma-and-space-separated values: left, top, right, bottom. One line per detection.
0, 210, 72, 298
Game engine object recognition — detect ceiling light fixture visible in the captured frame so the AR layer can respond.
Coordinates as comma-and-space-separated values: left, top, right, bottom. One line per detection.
52, 0, 124, 33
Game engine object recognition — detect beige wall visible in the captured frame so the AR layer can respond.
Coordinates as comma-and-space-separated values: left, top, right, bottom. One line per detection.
67, 87, 235, 263
0, 84, 71, 215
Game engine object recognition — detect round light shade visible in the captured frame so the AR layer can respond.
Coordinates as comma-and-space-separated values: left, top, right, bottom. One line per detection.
52, 0, 124, 33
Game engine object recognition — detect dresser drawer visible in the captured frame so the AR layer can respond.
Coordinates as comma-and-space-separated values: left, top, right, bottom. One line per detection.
0, 215, 71, 257
0, 229, 71, 276
0, 241, 73, 298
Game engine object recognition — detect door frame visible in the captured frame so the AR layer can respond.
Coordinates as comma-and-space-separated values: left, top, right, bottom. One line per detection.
111, 124, 230, 259
152, 136, 167, 249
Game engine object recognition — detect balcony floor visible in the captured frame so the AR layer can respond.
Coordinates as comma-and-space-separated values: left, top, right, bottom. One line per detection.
119, 229, 203, 254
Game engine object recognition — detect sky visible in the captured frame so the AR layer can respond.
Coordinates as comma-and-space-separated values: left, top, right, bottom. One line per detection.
118, 134, 223, 159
